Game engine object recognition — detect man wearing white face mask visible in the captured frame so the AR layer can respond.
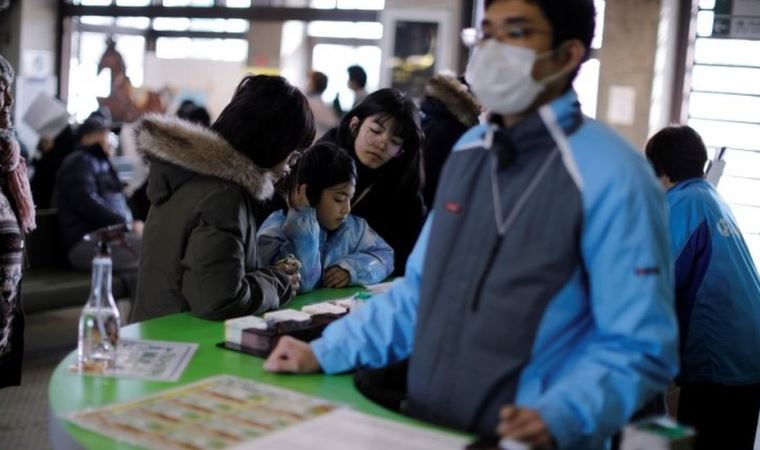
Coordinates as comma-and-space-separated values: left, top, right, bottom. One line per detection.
263, 1, 679, 449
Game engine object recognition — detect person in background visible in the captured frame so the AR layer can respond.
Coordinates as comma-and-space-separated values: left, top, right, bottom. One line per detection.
645, 125, 760, 450
263, 1, 679, 449
30, 124, 75, 209
0, 54, 37, 388
419, 74, 481, 209
258, 142, 394, 293
55, 110, 141, 270
131, 75, 313, 322
305, 71, 339, 140
347, 65, 368, 108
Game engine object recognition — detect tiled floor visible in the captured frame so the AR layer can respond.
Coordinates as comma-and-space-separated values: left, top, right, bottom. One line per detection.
0, 301, 130, 450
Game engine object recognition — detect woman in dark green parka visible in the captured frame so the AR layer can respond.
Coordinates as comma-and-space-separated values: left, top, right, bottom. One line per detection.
131, 75, 314, 322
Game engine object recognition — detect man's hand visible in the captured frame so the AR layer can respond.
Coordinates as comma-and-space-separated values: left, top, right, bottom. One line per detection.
264, 336, 321, 373
322, 266, 350, 288
274, 257, 301, 293
497, 406, 555, 449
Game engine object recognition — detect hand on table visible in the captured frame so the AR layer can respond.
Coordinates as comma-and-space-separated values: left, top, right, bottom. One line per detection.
497, 406, 555, 450
264, 336, 321, 373
322, 266, 350, 288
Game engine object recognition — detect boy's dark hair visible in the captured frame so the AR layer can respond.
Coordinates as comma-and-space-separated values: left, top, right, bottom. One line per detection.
645, 125, 708, 182
310, 71, 329, 95
334, 88, 424, 190
211, 75, 315, 169
484, 0, 596, 83
292, 142, 357, 205
347, 65, 367, 89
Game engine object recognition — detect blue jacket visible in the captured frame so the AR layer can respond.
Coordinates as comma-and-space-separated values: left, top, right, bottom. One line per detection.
667, 178, 760, 385
257, 208, 394, 292
310, 90, 679, 449
55, 144, 133, 253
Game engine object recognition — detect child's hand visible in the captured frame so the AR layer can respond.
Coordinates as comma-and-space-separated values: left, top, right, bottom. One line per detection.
288, 184, 310, 210
323, 266, 350, 288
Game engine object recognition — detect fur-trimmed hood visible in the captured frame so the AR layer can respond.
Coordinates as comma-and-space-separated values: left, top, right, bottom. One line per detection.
134, 114, 274, 202
424, 74, 480, 127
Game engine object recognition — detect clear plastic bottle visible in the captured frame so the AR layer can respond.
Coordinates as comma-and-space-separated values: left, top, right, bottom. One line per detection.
77, 240, 121, 372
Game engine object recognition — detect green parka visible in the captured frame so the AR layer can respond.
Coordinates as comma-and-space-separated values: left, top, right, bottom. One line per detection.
130, 115, 294, 322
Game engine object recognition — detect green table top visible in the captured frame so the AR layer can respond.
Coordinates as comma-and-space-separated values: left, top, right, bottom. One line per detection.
48, 287, 449, 450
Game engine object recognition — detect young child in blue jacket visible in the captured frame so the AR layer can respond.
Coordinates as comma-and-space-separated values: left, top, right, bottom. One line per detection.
257, 142, 394, 292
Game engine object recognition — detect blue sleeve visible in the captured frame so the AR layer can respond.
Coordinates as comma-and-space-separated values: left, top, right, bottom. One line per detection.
257, 208, 323, 292
330, 217, 394, 286
534, 177, 680, 448
310, 215, 432, 373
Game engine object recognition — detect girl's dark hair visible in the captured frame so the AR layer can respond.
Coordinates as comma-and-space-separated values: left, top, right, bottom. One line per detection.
645, 125, 708, 182
211, 75, 315, 169
336, 88, 424, 189
291, 142, 357, 205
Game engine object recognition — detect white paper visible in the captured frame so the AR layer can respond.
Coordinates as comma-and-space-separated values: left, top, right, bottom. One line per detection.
21, 91, 70, 139
230, 408, 468, 450
365, 281, 395, 295
72, 339, 198, 382
606, 85, 637, 126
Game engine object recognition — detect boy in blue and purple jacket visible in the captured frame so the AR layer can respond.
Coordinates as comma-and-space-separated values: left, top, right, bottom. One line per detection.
258, 143, 394, 293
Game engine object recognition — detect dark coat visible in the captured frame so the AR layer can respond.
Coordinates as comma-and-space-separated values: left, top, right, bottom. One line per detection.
30, 126, 75, 209
55, 143, 133, 254
420, 75, 480, 210
131, 115, 294, 322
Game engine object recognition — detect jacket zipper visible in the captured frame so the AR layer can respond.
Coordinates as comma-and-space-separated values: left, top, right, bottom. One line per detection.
471, 234, 503, 311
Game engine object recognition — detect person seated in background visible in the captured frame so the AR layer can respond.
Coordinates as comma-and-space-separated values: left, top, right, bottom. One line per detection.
0, 54, 36, 389
177, 102, 211, 128
55, 110, 142, 270
645, 125, 760, 450
419, 74, 481, 209
130, 75, 313, 322
258, 142, 393, 293
30, 124, 75, 209
347, 65, 368, 108
305, 71, 339, 140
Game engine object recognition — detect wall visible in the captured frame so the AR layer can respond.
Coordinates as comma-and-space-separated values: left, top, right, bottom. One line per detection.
597, 0, 670, 150
0, 0, 58, 151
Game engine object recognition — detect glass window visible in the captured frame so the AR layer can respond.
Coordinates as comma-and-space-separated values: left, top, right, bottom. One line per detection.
688, 118, 760, 150
699, 0, 716, 9
574, 58, 600, 118
115, 17, 151, 30
591, 0, 606, 49
156, 37, 248, 62
115, 0, 150, 5
79, 16, 115, 26
225, 0, 251, 6
689, 92, 760, 123
67, 33, 146, 121
153, 18, 191, 31
189, 18, 249, 33
307, 21, 383, 39
162, 0, 214, 6
694, 38, 760, 67
311, 43, 381, 110
691, 65, 760, 96
80, 0, 112, 5
337, 0, 384, 9
697, 10, 715, 37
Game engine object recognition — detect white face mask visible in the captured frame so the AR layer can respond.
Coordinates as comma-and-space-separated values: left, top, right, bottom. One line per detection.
465, 40, 562, 116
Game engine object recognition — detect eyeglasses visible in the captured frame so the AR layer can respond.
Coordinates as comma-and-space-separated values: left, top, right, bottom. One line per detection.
461, 25, 552, 47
